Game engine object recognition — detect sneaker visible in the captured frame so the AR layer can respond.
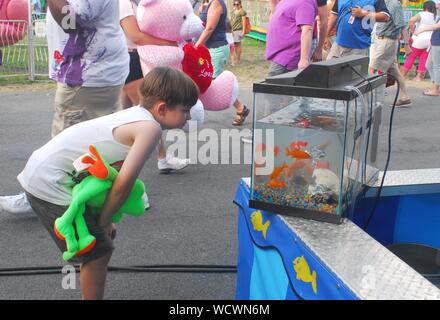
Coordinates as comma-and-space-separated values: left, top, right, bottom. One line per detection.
0, 192, 33, 214
157, 155, 190, 174
142, 192, 150, 210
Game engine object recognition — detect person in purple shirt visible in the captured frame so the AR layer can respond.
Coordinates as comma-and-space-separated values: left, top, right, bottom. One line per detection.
266, 0, 318, 76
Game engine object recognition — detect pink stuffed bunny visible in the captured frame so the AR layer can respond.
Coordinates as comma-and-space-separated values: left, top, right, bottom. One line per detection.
136, 0, 239, 112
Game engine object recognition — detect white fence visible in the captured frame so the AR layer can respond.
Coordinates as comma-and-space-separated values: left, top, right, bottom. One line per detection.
0, 13, 48, 79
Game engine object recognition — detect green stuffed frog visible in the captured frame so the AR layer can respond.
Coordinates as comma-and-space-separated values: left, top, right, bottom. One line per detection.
53, 145, 146, 261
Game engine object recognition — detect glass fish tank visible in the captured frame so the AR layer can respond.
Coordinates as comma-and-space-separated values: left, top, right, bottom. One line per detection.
250, 56, 387, 224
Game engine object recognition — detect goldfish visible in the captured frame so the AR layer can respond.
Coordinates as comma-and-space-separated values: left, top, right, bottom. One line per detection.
293, 256, 317, 294
269, 162, 288, 180
266, 179, 286, 189
285, 147, 311, 160
251, 210, 271, 240
290, 141, 308, 149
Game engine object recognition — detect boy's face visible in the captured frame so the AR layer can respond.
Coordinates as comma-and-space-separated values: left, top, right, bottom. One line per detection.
157, 103, 192, 130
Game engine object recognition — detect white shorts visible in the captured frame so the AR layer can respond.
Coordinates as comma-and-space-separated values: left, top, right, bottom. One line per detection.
233, 30, 244, 43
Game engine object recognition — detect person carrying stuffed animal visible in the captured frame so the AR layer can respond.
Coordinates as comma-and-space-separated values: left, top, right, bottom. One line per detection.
16, 67, 199, 300
136, 0, 250, 126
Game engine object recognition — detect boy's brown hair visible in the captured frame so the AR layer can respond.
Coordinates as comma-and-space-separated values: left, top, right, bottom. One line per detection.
139, 67, 199, 110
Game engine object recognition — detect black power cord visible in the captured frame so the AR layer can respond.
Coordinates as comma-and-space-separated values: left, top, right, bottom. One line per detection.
344, 64, 399, 230
364, 80, 399, 231
0, 264, 237, 277
343, 65, 374, 217
348, 65, 374, 186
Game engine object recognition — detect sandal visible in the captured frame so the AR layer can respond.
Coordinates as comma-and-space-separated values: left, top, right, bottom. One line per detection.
423, 89, 440, 97
232, 105, 250, 126
395, 98, 412, 107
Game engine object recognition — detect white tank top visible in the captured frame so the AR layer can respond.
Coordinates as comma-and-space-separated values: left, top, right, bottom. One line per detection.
17, 106, 161, 206
412, 11, 436, 50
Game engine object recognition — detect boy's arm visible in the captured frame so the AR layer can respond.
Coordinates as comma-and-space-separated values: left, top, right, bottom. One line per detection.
98, 122, 162, 229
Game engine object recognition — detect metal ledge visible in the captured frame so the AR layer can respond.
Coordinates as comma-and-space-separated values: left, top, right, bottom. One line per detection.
365, 169, 440, 197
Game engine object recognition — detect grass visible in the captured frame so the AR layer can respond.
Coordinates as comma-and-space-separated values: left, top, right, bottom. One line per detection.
225, 37, 269, 87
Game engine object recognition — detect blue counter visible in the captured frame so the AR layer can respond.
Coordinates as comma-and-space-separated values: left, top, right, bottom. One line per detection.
234, 175, 440, 300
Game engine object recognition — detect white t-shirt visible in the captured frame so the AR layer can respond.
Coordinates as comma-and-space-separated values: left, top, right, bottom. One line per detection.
46, 0, 129, 87
119, 0, 138, 50
412, 11, 436, 50
17, 107, 161, 206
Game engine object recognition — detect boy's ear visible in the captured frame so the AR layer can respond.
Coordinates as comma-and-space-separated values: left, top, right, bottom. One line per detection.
156, 101, 168, 116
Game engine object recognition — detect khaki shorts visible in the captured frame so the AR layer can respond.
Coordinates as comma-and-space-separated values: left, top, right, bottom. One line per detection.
25, 192, 114, 265
52, 83, 123, 137
369, 36, 399, 72
326, 43, 369, 61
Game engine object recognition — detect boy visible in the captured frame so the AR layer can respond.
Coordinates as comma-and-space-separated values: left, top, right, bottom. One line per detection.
17, 67, 199, 300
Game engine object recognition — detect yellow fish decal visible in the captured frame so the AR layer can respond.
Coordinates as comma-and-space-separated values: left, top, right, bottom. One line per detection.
293, 256, 317, 294
251, 210, 270, 240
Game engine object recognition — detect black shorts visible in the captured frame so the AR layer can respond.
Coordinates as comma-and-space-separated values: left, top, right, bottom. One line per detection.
26, 192, 114, 264
125, 50, 144, 85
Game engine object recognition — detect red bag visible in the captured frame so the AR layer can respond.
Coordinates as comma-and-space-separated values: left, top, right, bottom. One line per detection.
182, 43, 213, 94
243, 16, 251, 35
